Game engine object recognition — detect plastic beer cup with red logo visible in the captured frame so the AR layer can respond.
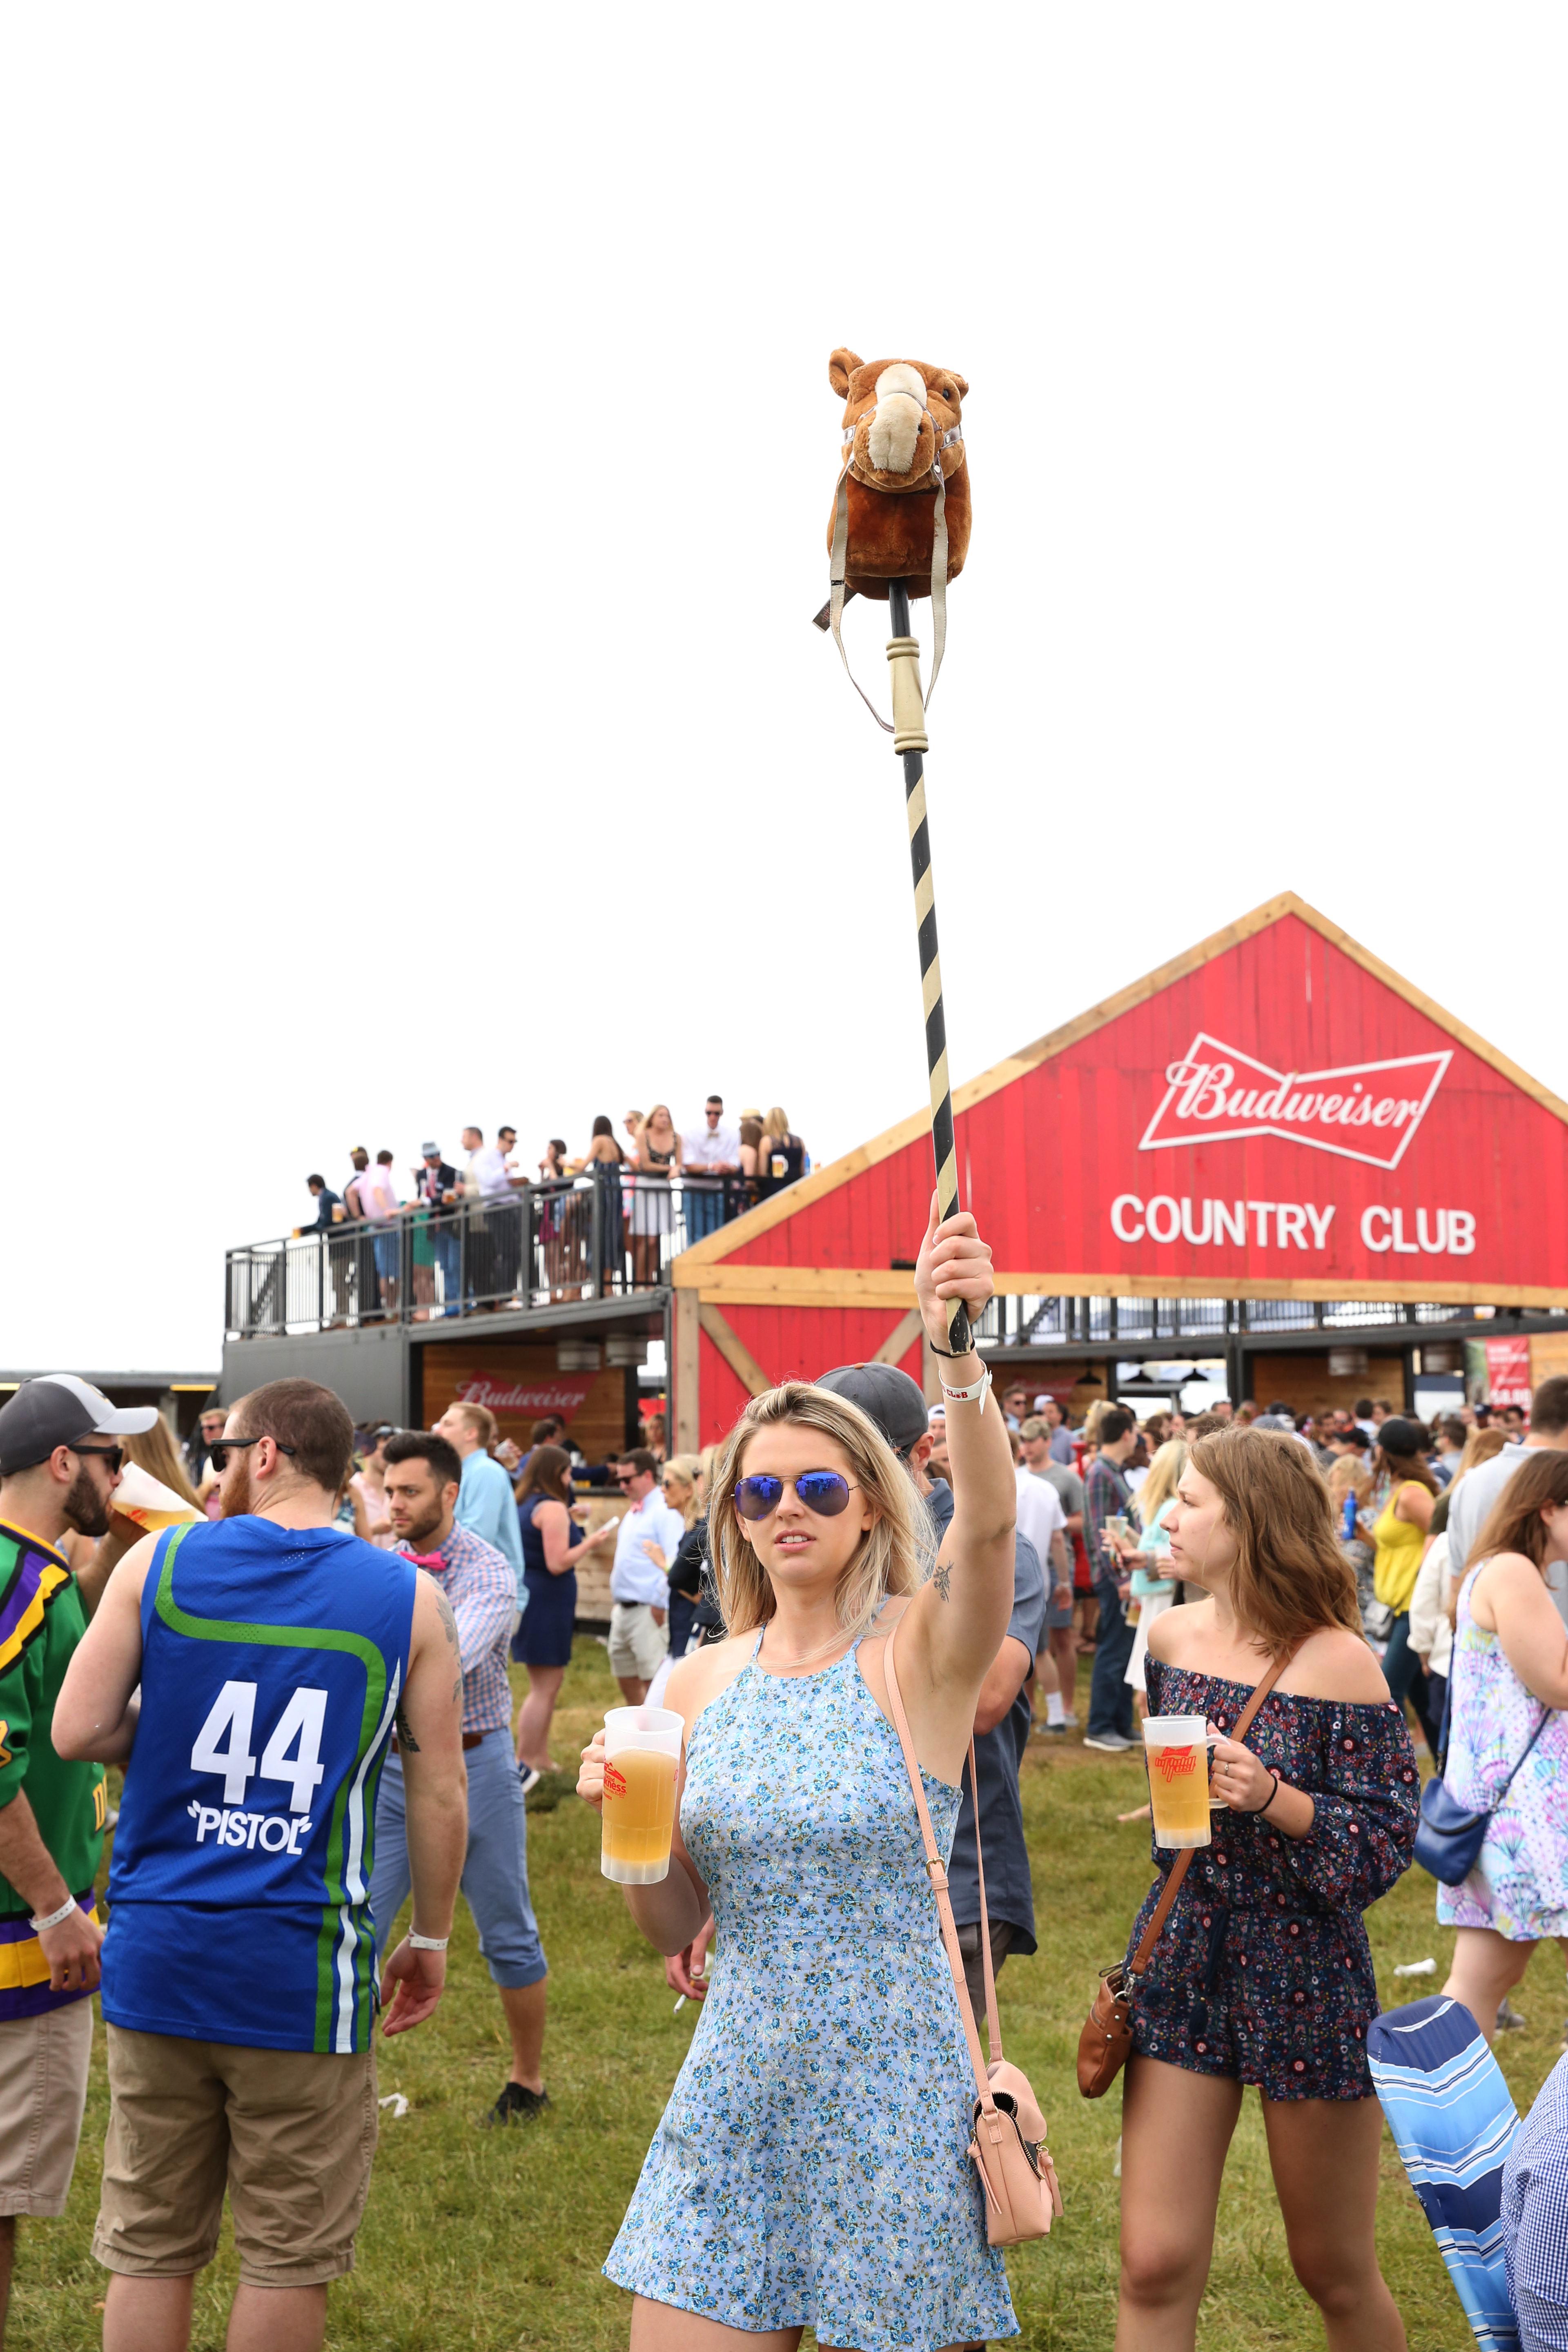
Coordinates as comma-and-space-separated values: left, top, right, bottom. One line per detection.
600, 1706, 683, 1884
1142, 1713, 1222, 1848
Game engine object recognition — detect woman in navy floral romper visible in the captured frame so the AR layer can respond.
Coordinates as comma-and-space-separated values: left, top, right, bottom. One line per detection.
1116, 1428, 1418, 2352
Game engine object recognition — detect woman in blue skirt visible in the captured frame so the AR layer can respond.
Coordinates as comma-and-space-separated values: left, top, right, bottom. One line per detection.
514, 1444, 614, 1778
580, 1198, 1022, 2352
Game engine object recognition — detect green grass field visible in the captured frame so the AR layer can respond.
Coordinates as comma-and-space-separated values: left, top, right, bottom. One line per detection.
11, 1640, 1564, 2350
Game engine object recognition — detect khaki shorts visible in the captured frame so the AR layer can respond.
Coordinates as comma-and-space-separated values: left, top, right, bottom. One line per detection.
0, 1997, 93, 2216
608, 1601, 668, 1682
94, 2026, 378, 2287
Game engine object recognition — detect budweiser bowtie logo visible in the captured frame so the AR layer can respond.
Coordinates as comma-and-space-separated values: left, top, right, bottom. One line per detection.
1139, 1032, 1451, 1172
1152, 1746, 1198, 1783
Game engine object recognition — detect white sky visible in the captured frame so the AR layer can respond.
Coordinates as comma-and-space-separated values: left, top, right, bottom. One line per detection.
5, 8, 1565, 1371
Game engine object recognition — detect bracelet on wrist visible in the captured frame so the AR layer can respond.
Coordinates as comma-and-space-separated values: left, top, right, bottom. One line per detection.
407, 1930, 449, 1952
927, 1336, 974, 1361
1255, 1769, 1283, 1819
30, 1896, 78, 1935
938, 1365, 992, 1415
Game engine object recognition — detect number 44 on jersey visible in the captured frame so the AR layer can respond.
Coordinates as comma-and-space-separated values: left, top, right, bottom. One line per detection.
189, 1679, 327, 1813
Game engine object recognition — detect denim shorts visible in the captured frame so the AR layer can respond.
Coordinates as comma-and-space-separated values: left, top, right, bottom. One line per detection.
370, 1735, 546, 1990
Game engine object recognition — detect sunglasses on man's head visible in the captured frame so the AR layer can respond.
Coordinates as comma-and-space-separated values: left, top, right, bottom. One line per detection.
209, 1437, 299, 1472
734, 1470, 858, 1522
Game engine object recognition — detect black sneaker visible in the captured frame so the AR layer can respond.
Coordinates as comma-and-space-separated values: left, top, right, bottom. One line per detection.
482, 2080, 550, 2129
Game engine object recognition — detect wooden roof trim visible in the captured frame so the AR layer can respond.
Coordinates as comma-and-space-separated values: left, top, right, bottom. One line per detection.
1282, 896, 1568, 1128
681, 1259, 1568, 1312
675, 890, 1568, 1268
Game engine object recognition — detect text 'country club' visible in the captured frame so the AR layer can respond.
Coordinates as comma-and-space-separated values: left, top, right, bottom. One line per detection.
1109, 1198, 1476, 1254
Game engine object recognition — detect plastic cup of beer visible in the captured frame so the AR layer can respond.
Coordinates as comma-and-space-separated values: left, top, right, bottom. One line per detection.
600, 1705, 682, 1885
1143, 1714, 1220, 1849
110, 1463, 203, 1531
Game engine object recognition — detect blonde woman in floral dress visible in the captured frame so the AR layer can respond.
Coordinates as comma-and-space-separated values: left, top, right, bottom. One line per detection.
579, 1200, 1020, 2352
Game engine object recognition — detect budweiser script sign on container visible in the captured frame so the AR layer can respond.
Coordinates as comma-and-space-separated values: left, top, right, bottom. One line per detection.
453, 1376, 597, 1416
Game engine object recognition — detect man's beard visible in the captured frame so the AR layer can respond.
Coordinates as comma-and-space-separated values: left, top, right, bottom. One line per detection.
62, 1470, 111, 1540
220, 1459, 254, 1517
395, 1501, 445, 1551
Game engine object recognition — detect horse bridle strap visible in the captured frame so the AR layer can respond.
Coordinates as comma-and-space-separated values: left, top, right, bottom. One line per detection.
840, 421, 964, 460
828, 412, 953, 732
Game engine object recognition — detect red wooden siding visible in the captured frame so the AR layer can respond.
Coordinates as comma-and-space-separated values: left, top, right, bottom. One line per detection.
714, 913, 1568, 1298
698, 1314, 922, 1449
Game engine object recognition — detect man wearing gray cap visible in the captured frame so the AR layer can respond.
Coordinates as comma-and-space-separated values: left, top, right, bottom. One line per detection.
0, 1374, 157, 2329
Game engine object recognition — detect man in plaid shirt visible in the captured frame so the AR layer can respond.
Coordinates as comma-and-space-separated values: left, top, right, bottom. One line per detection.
368, 1431, 552, 2127
1503, 2047, 1568, 2350
1083, 1408, 1140, 1751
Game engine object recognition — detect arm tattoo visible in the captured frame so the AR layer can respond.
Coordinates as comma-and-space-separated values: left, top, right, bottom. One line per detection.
394, 1701, 421, 1752
451, 1675, 463, 1706
931, 1559, 952, 1601
435, 1594, 459, 1651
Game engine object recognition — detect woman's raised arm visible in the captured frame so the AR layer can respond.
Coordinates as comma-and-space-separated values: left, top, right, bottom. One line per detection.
900, 1195, 1016, 1709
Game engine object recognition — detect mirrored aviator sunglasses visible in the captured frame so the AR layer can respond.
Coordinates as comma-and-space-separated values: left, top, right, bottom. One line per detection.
734, 1471, 855, 1522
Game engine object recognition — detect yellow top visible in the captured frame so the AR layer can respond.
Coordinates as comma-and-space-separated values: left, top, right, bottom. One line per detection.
1372, 1484, 1429, 1612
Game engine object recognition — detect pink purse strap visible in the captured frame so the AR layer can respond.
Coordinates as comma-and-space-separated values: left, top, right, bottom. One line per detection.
883, 1613, 1000, 2114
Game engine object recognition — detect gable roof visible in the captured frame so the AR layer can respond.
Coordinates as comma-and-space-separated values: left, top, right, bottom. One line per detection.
679, 889, 1568, 1269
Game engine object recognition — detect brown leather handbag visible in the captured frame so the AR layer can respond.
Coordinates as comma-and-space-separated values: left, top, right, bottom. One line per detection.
1076, 1649, 1296, 2098
884, 1622, 1063, 2247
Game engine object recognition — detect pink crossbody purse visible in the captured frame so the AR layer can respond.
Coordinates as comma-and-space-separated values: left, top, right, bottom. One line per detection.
883, 1618, 1063, 2247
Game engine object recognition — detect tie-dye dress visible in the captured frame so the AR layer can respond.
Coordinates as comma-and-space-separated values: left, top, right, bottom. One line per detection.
1437, 1566, 1568, 1939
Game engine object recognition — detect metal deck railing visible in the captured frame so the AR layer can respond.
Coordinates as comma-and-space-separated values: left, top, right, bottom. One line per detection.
224, 1173, 763, 1338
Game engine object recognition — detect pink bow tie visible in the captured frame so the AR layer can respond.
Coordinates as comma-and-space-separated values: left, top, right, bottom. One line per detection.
406, 1551, 449, 1572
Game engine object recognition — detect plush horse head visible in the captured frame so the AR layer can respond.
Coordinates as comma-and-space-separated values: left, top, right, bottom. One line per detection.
824, 348, 971, 602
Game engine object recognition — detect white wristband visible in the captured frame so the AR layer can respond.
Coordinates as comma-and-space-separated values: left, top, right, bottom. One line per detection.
938, 1364, 992, 1414
30, 1897, 78, 1934
407, 1931, 448, 1951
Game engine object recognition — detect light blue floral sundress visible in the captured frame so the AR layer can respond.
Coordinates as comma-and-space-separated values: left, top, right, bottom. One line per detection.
604, 1628, 1018, 2350
1436, 1564, 1568, 1938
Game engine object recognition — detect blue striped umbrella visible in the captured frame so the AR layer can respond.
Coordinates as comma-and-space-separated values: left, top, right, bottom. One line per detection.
1369, 1995, 1520, 2350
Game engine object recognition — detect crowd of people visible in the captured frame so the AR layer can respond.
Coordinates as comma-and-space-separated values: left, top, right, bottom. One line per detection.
289, 1100, 812, 1324
1, 1315, 1568, 2348
985, 1385, 1538, 1763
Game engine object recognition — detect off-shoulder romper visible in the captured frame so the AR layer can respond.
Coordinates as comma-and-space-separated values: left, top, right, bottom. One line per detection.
1127, 1657, 1419, 2099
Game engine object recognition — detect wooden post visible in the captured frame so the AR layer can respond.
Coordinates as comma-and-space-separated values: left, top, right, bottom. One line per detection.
887, 575, 969, 1356
674, 1287, 700, 1454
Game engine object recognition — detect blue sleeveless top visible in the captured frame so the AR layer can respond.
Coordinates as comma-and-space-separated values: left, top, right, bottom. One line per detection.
102, 1516, 417, 2054
518, 1489, 552, 1577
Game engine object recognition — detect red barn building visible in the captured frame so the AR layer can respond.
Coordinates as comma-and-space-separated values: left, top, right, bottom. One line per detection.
671, 893, 1568, 1445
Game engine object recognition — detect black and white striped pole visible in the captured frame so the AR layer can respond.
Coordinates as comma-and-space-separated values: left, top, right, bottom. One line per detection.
886, 575, 970, 1357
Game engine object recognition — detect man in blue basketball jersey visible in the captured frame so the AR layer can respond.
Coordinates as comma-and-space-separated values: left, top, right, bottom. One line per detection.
56, 1378, 467, 2352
